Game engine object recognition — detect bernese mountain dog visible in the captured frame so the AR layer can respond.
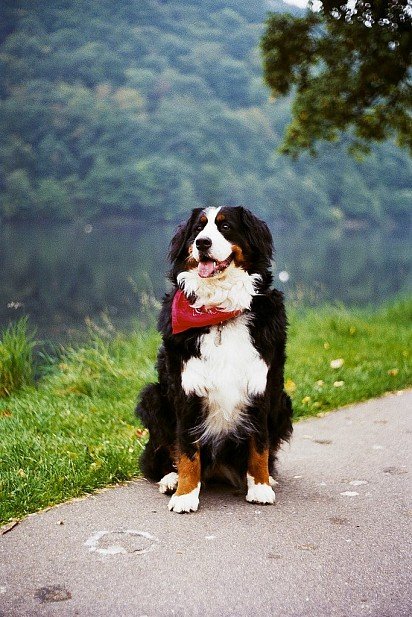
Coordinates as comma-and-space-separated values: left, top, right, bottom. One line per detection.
135, 206, 293, 513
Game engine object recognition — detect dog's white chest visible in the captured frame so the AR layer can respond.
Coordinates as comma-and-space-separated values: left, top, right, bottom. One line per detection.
181, 315, 268, 441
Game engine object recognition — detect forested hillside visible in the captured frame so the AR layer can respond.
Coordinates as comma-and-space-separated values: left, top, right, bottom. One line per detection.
1, 0, 411, 225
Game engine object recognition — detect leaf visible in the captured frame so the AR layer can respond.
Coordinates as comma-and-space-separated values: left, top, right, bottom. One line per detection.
284, 378, 296, 395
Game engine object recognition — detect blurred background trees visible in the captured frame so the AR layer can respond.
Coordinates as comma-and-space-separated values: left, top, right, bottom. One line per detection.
0, 0, 411, 226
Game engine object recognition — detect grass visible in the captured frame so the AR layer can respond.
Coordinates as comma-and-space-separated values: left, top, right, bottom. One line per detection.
0, 317, 35, 397
0, 298, 411, 525
286, 297, 411, 417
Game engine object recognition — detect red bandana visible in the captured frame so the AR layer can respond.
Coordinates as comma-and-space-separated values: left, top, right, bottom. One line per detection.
172, 290, 242, 335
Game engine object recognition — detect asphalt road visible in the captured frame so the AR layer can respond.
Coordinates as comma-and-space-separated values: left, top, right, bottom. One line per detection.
1, 391, 411, 617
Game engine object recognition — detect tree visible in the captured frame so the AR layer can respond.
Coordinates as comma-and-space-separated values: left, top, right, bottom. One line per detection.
261, 1, 412, 157
0, 0, 411, 224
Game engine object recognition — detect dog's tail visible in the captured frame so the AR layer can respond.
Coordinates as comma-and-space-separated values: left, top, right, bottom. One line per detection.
135, 383, 176, 481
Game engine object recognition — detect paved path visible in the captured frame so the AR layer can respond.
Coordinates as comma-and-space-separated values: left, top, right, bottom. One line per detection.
1, 391, 411, 617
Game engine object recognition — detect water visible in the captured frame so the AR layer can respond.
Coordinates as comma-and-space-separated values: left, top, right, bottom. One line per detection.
1, 220, 410, 340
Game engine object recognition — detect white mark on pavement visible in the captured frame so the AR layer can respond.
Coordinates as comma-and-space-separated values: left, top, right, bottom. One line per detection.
0, 586, 7, 594
85, 530, 159, 556
372, 445, 384, 450
340, 491, 359, 497
205, 535, 216, 540
349, 480, 368, 486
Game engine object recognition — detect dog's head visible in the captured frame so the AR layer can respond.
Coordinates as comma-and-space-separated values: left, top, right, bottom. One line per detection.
169, 206, 273, 286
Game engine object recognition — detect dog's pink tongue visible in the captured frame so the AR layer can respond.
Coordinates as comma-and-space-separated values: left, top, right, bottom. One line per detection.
198, 260, 215, 278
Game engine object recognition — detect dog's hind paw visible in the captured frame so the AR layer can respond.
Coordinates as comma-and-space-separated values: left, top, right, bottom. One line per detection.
158, 472, 179, 494
168, 483, 201, 513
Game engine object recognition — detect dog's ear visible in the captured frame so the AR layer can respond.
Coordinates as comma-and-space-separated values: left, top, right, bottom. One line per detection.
169, 208, 202, 264
237, 206, 273, 266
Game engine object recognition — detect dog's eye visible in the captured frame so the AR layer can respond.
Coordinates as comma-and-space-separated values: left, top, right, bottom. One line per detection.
221, 222, 230, 231
195, 224, 204, 232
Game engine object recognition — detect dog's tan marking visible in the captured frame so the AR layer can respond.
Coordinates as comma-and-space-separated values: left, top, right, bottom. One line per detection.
216, 212, 226, 222
200, 214, 208, 224
186, 254, 198, 269
248, 439, 270, 485
231, 244, 248, 268
175, 450, 201, 496
186, 245, 198, 269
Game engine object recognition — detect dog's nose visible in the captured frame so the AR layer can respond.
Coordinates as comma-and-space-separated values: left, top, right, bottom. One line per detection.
196, 237, 212, 251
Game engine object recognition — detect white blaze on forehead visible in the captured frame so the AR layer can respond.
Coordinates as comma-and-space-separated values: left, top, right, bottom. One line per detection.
205, 206, 221, 219
192, 206, 233, 263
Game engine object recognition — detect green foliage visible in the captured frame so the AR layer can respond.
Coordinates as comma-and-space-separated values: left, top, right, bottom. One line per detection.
0, 298, 411, 523
0, 318, 35, 397
261, 1, 412, 157
0, 0, 411, 225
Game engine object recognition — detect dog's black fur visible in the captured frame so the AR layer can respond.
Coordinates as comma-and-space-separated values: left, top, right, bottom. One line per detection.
135, 206, 292, 491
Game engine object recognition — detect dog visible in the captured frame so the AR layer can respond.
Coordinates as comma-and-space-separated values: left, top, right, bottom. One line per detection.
135, 206, 293, 512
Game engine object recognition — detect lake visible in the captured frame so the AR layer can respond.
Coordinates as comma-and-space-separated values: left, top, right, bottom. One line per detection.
1, 220, 410, 341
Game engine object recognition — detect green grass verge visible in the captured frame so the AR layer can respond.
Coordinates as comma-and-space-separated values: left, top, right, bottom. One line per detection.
0, 298, 411, 524
0, 317, 35, 397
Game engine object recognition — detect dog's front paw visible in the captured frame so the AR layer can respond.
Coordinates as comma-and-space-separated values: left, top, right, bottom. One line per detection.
158, 472, 179, 494
246, 474, 276, 505
168, 483, 201, 513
